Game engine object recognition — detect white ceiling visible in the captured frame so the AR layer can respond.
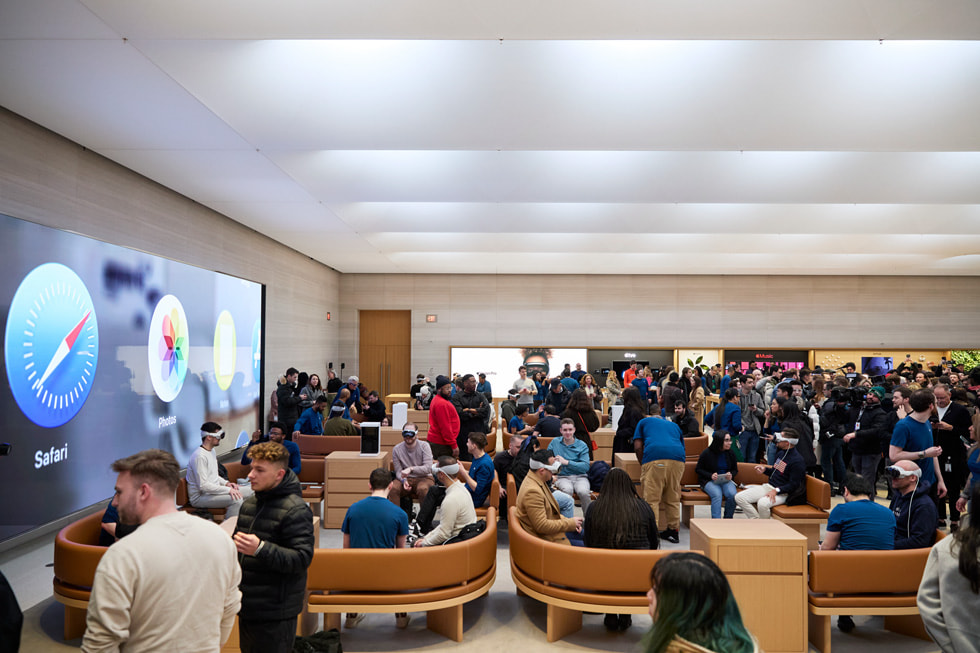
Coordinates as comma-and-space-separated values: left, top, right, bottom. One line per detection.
1, 0, 979, 274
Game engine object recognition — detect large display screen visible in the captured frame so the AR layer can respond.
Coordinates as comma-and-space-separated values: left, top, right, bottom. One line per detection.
449, 348, 589, 398
0, 213, 264, 543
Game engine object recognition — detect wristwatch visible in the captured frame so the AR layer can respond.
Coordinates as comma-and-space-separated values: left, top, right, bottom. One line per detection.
918, 451, 925, 459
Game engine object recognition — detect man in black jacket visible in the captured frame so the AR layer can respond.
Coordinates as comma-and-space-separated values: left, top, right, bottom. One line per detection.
842, 386, 889, 489
452, 374, 490, 461
932, 383, 973, 528
233, 442, 314, 653
276, 367, 306, 439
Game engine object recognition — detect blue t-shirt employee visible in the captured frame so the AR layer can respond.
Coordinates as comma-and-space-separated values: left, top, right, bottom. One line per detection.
633, 416, 685, 543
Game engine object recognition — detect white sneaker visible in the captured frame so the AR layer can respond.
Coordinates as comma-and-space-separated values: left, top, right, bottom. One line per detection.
396, 613, 411, 629
345, 613, 366, 628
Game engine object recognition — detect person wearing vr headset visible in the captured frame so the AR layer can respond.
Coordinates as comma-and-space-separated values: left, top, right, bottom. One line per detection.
186, 421, 253, 518
413, 456, 477, 547
888, 459, 940, 550
389, 422, 434, 518
734, 427, 806, 519
514, 450, 583, 545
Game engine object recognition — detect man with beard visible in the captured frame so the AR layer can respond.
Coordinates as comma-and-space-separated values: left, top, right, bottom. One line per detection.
276, 367, 307, 439
83, 450, 240, 651
452, 374, 490, 462
233, 442, 314, 652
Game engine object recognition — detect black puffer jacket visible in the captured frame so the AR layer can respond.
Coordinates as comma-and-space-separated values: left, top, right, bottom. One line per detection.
234, 470, 314, 620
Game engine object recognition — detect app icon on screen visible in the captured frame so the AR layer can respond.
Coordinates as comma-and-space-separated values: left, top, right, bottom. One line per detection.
147, 294, 188, 402
4, 263, 100, 427
213, 310, 236, 391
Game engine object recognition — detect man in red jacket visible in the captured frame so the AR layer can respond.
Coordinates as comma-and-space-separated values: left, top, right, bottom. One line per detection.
428, 375, 460, 459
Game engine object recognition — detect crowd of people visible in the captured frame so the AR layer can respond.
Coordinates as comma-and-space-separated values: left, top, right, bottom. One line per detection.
64, 356, 980, 653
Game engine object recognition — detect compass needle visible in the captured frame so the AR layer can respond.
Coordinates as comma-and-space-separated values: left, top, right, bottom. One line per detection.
37, 310, 90, 386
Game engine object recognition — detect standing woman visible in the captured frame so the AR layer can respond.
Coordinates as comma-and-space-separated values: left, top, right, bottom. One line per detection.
585, 468, 659, 631
678, 367, 694, 403
917, 483, 980, 652
533, 371, 547, 410
302, 374, 325, 408
613, 387, 648, 464
562, 388, 600, 460
696, 432, 740, 519
645, 553, 758, 653
955, 413, 980, 516
603, 369, 623, 410
580, 374, 602, 410
688, 377, 706, 430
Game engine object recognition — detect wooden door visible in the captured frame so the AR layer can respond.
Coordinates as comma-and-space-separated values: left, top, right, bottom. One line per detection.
359, 311, 411, 397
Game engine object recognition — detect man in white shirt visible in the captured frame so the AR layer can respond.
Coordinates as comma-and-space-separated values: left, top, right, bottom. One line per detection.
413, 456, 477, 547
512, 365, 537, 412
82, 449, 241, 652
186, 421, 253, 518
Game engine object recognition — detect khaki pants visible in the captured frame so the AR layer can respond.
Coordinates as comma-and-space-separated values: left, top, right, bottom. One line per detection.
640, 459, 684, 530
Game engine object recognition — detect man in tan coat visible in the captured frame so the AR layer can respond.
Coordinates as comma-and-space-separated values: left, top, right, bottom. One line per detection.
514, 451, 582, 544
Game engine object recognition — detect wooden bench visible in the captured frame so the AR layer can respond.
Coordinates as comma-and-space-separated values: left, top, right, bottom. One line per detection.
772, 474, 831, 549
303, 507, 497, 642
298, 457, 326, 519
508, 506, 690, 642
807, 532, 945, 653
296, 434, 361, 458
52, 510, 107, 639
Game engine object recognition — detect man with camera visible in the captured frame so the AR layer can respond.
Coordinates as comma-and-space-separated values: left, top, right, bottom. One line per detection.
842, 386, 889, 489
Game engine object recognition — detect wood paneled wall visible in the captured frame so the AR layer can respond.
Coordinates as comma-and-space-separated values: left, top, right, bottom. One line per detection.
339, 274, 980, 383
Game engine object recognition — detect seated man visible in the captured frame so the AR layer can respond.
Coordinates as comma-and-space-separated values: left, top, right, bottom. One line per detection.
819, 472, 896, 634
458, 432, 495, 509
186, 422, 253, 519
508, 404, 534, 436
292, 396, 327, 437
322, 404, 359, 435
669, 399, 701, 437
820, 473, 896, 551
389, 422, 434, 517
734, 427, 805, 519
888, 460, 939, 550
413, 456, 477, 547
514, 450, 582, 545
242, 421, 301, 475
532, 404, 562, 440
548, 419, 593, 515
362, 391, 388, 424
341, 468, 410, 629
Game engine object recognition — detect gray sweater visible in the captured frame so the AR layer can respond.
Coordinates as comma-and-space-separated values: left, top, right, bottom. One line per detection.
917, 535, 980, 653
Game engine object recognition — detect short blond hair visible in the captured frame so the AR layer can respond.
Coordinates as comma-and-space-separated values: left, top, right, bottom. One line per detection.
248, 441, 289, 468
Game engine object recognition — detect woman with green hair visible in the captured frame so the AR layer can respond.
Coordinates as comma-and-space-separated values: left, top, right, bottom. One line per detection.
645, 552, 758, 653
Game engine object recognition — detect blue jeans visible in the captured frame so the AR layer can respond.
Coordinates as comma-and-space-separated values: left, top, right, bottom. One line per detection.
553, 490, 574, 518
703, 480, 738, 519
766, 440, 778, 465
821, 437, 846, 487
739, 431, 759, 465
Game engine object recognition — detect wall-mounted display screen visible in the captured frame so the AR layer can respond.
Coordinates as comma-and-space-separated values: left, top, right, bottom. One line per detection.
449, 348, 588, 397
862, 356, 894, 377
0, 213, 264, 543
725, 350, 808, 374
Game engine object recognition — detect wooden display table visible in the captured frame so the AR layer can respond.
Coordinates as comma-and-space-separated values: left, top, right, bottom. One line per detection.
613, 452, 641, 483
592, 427, 614, 463
690, 518, 807, 653
385, 393, 412, 410
324, 451, 391, 528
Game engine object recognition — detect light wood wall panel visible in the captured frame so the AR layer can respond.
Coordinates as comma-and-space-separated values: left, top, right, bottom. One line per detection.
340, 273, 980, 382
0, 108, 340, 407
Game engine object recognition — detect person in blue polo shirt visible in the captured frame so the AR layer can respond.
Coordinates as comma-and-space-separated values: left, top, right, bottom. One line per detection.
292, 396, 327, 436
633, 414, 685, 543
820, 473, 896, 634
341, 468, 410, 629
